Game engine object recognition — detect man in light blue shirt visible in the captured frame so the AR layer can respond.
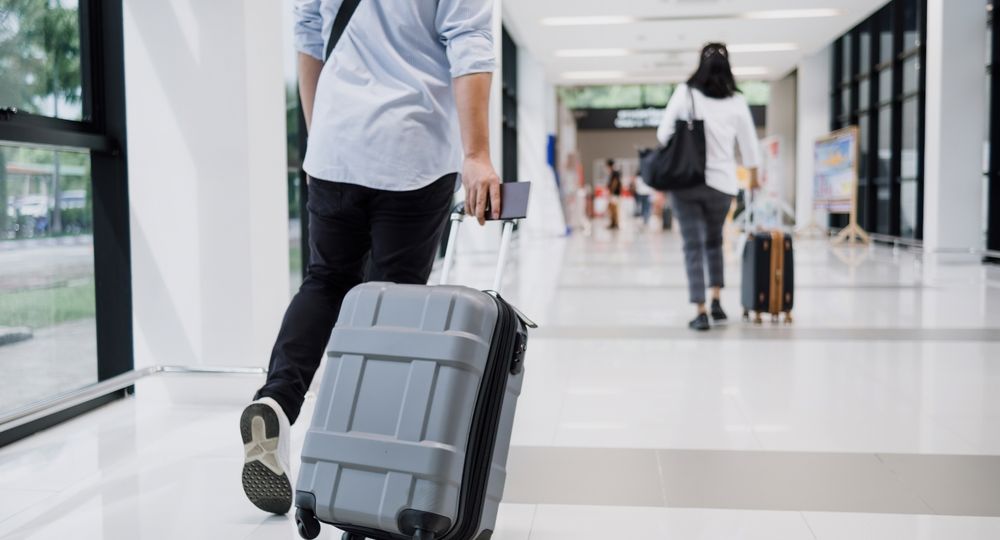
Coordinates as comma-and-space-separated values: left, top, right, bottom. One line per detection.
240, 0, 502, 515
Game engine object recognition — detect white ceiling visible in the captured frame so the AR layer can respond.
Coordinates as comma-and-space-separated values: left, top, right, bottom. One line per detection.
502, 0, 888, 86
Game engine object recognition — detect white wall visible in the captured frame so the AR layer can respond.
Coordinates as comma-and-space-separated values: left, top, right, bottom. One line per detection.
795, 46, 832, 229
517, 46, 567, 237
923, 0, 988, 254
125, 1, 289, 369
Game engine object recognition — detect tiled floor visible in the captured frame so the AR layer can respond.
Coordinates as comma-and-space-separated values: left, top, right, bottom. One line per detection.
2, 224, 1000, 539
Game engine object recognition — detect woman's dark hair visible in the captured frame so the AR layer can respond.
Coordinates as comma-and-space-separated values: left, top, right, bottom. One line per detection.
687, 43, 740, 99
606, 158, 616, 168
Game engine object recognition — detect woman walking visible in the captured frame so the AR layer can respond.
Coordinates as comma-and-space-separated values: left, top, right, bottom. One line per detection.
657, 43, 761, 331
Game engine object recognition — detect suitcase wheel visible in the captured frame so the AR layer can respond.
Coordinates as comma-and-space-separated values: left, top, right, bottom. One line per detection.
753, 312, 763, 325
296, 508, 321, 540
742, 309, 750, 322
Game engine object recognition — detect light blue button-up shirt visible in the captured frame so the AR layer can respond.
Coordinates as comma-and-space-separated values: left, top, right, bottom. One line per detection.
295, 0, 496, 191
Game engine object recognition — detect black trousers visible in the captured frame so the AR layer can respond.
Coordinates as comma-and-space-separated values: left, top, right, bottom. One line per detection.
255, 174, 456, 423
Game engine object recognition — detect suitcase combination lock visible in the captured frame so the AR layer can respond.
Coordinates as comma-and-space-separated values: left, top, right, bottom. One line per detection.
510, 330, 528, 375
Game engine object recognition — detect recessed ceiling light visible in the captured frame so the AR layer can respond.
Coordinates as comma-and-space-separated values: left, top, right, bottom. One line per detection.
727, 43, 799, 53
561, 70, 628, 80
542, 9, 840, 26
555, 43, 798, 58
732, 66, 769, 76
555, 48, 632, 58
542, 16, 638, 26
743, 9, 841, 19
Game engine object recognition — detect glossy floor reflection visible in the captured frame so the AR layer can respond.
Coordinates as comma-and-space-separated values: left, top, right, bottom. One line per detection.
2, 225, 999, 539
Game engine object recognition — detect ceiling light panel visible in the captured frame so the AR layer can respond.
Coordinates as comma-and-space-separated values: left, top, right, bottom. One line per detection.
541, 16, 638, 26
555, 48, 632, 58
555, 43, 799, 58
561, 70, 628, 80
742, 9, 841, 20
542, 9, 841, 26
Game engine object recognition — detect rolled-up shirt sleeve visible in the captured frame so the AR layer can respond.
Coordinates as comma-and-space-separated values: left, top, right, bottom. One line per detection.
294, 0, 326, 61
436, 0, 497, 78
736, 96, 762, 168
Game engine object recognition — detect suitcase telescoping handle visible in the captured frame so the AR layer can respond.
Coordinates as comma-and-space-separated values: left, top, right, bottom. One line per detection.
440, 203, 516, 293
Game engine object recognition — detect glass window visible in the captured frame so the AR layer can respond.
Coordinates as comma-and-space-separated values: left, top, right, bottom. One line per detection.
860, 77, 871, 110
859, 114, 870, 178
641, 85, 673, 107
988, 5, 994, 67
859, 26, 872, 73
879, 68, 894, 103
557, 85, 644, 109
903, 0, 921, 52
877, 186, 892, 234
901, 98, 920, 238
283, 2, 304, 293
0, 144, 97, 413
738, 81, 771, 106
841, 88, 851, 117
0, 1, 83, 120
880, 7, 895, 64
903, 56, 920, 94
842, 34, 853, 82
878, 106, 893, 180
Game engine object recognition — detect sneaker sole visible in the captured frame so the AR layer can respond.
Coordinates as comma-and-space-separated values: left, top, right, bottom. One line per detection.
240, 403, 292, 514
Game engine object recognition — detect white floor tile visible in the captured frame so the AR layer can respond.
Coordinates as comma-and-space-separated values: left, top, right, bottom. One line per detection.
0, 489, 54, 526
3, 228, 1000, 538
804, 511, 1000, 540
526, 505, 816, 540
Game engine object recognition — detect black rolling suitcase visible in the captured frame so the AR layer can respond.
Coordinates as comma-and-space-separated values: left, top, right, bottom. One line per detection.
741, 230, 794, 323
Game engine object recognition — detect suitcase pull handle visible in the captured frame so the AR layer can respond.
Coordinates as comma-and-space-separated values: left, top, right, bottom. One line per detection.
440, 204, 517, 293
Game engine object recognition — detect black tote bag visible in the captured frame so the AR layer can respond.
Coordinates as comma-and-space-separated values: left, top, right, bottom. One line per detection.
640, 86, 707, 191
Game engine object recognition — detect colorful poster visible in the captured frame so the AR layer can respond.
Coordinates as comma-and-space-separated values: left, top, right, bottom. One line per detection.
814, 128, 858, 213
759, 136, 783, 200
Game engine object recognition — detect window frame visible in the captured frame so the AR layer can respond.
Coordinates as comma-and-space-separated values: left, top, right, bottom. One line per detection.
0, 0, 132, 446
830, 0, 927, 240
989, 1, 1000, 261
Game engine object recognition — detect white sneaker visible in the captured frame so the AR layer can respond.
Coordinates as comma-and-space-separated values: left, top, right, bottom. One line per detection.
240, 397, 293, 514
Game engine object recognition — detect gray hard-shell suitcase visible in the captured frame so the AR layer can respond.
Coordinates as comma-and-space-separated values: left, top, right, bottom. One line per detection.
294, 210, 534, 540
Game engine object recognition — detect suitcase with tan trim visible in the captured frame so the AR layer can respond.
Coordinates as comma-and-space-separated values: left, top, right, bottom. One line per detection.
741, 230, 795, 323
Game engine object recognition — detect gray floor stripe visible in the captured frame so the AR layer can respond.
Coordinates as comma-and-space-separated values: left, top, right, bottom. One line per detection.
531, 325, 1000, 342
561, 260, 868, 268
503, 447, 1000, 517
558, 283, 928, 291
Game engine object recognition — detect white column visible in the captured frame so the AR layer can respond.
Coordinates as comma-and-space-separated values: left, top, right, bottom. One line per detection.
517, 45, 567, 236
923, 0, 987, 254
795, 46, 832, 228
125, 0, 289, 368
766, 72, 798, 210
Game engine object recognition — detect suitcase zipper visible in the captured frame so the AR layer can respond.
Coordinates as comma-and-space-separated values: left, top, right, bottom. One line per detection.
441, 296, 520, 540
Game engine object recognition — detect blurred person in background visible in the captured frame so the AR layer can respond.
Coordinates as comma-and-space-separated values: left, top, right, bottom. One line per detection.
606, 159, 622, 230
633, 174, 653, 227
657, 43, 760, 331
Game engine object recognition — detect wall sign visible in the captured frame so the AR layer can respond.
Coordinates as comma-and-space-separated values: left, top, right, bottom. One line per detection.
575, 105, 766, 131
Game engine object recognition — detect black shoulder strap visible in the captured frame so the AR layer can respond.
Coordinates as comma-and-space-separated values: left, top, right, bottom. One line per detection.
325, 0, 362, 62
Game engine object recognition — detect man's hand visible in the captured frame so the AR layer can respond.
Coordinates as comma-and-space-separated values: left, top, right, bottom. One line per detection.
453, 72, 497, 225
463, 155, 501, 225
